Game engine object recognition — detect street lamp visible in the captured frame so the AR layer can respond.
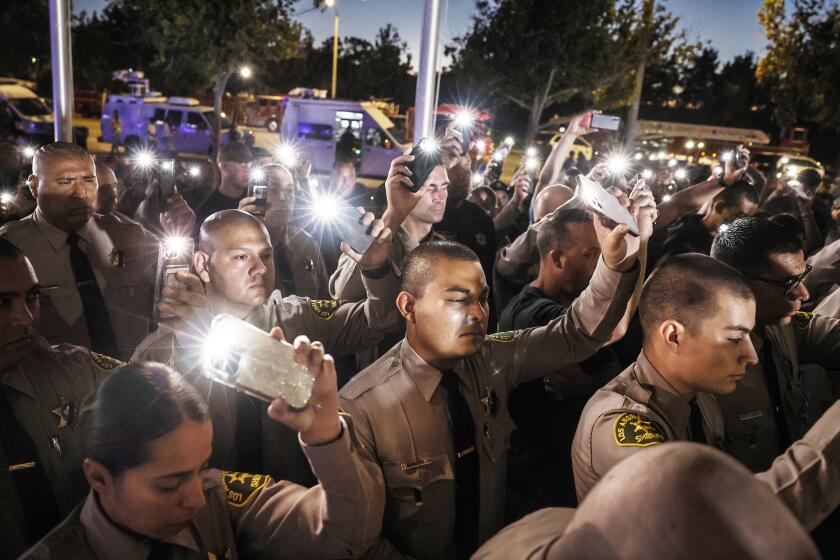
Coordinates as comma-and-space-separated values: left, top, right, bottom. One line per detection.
326, 0, 339, 98
240, 66, 252, 79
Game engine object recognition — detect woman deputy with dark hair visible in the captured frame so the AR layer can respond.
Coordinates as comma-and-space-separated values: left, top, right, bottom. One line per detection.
20, 330, 385, 559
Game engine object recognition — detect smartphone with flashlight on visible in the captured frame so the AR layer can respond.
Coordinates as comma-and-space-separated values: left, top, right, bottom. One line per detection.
403, 138, 443, 193
590, 113, 622, 132
247, 182, 268, 217
156, 159, 177, 209
151, 237, 194, 330
202, 314, 315, 409
577, 174, 640, 236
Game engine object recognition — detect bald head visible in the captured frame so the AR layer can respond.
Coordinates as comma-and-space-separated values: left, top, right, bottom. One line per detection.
32, 142, 93, 177
199, 209, 269, 253
534, 184, 574, 222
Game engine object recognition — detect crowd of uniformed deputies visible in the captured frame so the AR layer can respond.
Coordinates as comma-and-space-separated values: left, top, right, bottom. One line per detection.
2, 126, 840, 560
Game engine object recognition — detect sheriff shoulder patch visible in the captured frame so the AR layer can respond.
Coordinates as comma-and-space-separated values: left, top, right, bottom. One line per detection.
89, 351, 125, 371
794, 311, 814, 328
309, 299, 341, 320
613, 413, 667, 447
488, 331, 516, 343
220, 471, 269, 508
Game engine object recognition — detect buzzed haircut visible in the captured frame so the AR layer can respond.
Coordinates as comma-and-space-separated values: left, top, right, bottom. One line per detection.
639, 253, 753, 336
31, 141, 93, 176
402, 241, 480, 298
536, 208, 593, 258
711, 216, 803, 275
199, 209, 268, 252
713, 181, 758, 210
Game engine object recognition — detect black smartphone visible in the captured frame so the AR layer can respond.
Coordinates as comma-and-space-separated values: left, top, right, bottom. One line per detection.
247, 182, 268, 217
404, 138, 442, 193
590, 114, 621, 132
156, 159, 176, 209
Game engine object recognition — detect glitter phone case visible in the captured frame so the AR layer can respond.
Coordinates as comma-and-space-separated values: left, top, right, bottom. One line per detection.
202, 314, 315, 409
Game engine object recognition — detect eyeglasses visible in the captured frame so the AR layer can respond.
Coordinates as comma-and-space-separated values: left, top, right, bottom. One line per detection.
744, 265, 812, 296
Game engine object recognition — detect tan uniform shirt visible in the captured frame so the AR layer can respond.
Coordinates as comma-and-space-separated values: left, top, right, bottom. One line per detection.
805, 238, 840, 302
339, 258, 638, 559
715, 313, 840, 472
0, 209, 158, 360
493, 217, 543, 286
572, 351, 840, 530
273, 226, 330, 299
20, 418, 385, 560
132, 271, 401, 483
0, 340, 119, 559
815, 287, 840, 318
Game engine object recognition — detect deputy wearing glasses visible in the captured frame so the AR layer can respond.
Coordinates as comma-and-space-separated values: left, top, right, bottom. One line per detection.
712, 217, 840, 473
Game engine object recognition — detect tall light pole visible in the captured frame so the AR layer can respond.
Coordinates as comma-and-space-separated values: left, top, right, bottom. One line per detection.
413, 0, 442, 144
326, 0, 339, 98
49, 0, 75, 142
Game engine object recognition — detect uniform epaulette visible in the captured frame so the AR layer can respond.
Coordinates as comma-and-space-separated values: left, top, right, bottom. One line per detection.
340, 353, 404, 399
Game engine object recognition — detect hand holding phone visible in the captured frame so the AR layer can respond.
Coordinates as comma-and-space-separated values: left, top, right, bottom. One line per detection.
590, 113, 622, 132
202, 315, 315, 409
404, 138, 443, 193
152, 237, 194, 329
577, 175, 640, 236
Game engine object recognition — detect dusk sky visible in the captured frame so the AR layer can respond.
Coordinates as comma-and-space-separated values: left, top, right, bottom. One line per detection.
73, 0, 771, 68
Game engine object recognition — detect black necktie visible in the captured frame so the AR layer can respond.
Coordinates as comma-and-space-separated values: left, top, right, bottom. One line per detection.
688, 398, 707, 444
146, 541, 170, 560
274, 247, 297, 296
759, 334, 793, 451
66, 233, 119, 357
440, 372, 480, 556
235, 391, 264, 474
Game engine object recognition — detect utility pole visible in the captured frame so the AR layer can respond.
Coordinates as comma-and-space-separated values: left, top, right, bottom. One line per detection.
413, 0, 442, 144
49, 0, 75, 142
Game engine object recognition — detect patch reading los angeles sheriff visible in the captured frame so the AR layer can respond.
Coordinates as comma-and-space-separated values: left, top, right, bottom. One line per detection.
309, 299, 341, 320
89, 351, 125, 371
220, 471, 269, 508
613, 413, 667, 447
488, 331, 516, 343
